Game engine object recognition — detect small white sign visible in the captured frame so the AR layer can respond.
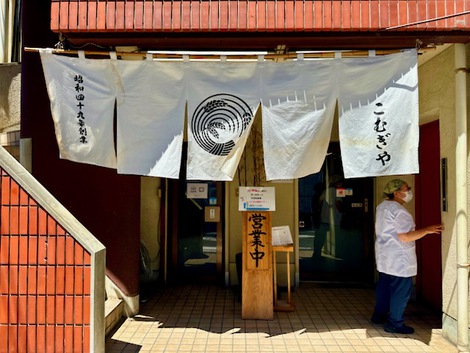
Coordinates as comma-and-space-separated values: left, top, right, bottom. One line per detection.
239, 187, 276, 211
272, 225, 293, 246
187, 183, 208, 199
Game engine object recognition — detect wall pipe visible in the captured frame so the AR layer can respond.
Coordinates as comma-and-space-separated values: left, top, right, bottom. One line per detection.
455, 43, 469, 353
0, 0, 7, 62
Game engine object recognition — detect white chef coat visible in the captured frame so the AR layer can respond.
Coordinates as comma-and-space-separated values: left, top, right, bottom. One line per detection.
375, 200, 417, 277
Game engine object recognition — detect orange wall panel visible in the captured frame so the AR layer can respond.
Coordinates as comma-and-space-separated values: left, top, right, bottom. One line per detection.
0, 168, 93, 352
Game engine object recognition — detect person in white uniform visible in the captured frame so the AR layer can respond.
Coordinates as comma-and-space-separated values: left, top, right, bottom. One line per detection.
371, 179, 442, 334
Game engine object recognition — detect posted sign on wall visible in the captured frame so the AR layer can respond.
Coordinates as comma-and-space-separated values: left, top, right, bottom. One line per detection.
239, 187, 276, 211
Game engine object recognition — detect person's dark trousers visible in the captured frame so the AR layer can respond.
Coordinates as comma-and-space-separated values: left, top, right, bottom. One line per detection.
372, 272, 413, 327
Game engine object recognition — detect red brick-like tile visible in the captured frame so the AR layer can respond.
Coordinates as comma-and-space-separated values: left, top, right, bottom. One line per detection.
56, 236, 65, 265
51, 1, 60, 31
115, 0, 124, 30
65, 267, 74, 295
8, 325, 18, 352
74, 267, 83, 295
153, 1, 163, 29
285, 1, 295, 30
83, 325, 90, 353
163, 1, 174, 30
0, 325, 7, 352
58, 0, 69, 30
37, 236, 47, 265
27, 295, 36, 323
28, 236, 38, 264
0, 295, 8, 324
9, 265, 18, 294
18, 265, 27, 294
73, 326, 83, 353
10, 179, 20, 205
46, 295, 55, 324
17, 324, 27, 353
8, 295, 17, 324
0, 236, 9, 263
83, 267, 91, 295
28, 206, 38, 235
19, 236, 28, 265
36, 324, 46, 353
1, 206, 9, 235
18, 295, 27, 324
86, 2, 96, 31
65, 296, 74, 325
47, 216, 57, 236
78, 0, 88, 30
9, 206, 19, 235
74, 296, 83, 325
18, 206, 29, 235
27, 267, 37, 294
38, 208, 47, 235
65, 236, 75, 265
9, 235, 19, 264
47, 236, 57, 265
56, 266, 65, 295
37, 266, 46, 295
0, 265, 8, 293
64, 325, 74, 351
96, 1, 106, 30
27, 325, 36, 352
144, 2, 154, 30
46, 324, 55, 352
55, 295, 65, 324
36, 296, 46, 324
55, 325, 64, 352
74, 243, 84, 265
83, 296, 90, 324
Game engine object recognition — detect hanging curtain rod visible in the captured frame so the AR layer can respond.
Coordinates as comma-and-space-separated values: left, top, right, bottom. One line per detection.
24, 47, 429, 60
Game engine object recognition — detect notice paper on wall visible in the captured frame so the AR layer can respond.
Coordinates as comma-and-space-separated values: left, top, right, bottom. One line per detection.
272, 225, 293, 247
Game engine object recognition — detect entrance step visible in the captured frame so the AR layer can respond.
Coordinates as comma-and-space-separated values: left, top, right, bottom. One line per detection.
105, 298, 123, 335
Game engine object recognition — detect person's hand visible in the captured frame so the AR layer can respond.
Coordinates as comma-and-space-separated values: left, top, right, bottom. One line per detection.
425, 224, 444, 234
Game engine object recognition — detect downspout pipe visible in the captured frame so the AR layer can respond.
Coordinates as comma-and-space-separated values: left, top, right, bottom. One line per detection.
455, 43, 469, 353
0, 0, 7, 63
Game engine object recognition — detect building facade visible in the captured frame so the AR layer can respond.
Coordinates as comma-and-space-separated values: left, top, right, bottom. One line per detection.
15, 0, 470, 350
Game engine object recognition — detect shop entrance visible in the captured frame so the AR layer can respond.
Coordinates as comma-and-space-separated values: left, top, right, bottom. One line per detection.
298, 143, 374, 283
167, 176, 225, 283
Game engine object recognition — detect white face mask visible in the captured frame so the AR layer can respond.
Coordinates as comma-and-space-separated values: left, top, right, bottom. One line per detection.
402, 190, 413, 203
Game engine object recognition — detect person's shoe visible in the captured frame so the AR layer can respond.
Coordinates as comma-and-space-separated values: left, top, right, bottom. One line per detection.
384, 323, 414, 334
370, 313, 387, 324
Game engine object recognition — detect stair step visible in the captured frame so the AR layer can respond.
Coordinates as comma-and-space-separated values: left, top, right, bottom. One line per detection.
105, 298, 123, 335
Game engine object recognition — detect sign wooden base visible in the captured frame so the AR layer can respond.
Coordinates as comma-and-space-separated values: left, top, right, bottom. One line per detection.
241, 211, 273, 320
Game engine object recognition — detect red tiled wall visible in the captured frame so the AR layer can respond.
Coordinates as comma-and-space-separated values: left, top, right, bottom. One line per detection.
0, 168, 91, 353
51, 0, 470, 32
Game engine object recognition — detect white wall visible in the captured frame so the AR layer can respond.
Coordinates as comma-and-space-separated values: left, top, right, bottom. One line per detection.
417, 44, 470, 345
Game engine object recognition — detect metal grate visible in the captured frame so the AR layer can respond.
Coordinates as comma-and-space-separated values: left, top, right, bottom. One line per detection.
0, 167, 91, 353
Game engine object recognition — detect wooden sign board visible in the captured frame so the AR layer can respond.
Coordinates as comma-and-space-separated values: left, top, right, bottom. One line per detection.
242, 211, 273, 320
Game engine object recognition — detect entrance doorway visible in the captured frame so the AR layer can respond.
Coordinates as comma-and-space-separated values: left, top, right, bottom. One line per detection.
167, 177, 225, 283
415, 120, 442, 312
298, 143, 374, 283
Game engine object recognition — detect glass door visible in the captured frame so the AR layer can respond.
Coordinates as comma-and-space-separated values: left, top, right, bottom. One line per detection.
168, 178, 224, 283
298, 143, 374, 283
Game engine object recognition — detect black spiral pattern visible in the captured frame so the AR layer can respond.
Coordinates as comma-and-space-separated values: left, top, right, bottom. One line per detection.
191, 94, 253, 156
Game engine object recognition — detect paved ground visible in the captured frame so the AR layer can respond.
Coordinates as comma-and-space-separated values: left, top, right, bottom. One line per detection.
105, 283, 458, 353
